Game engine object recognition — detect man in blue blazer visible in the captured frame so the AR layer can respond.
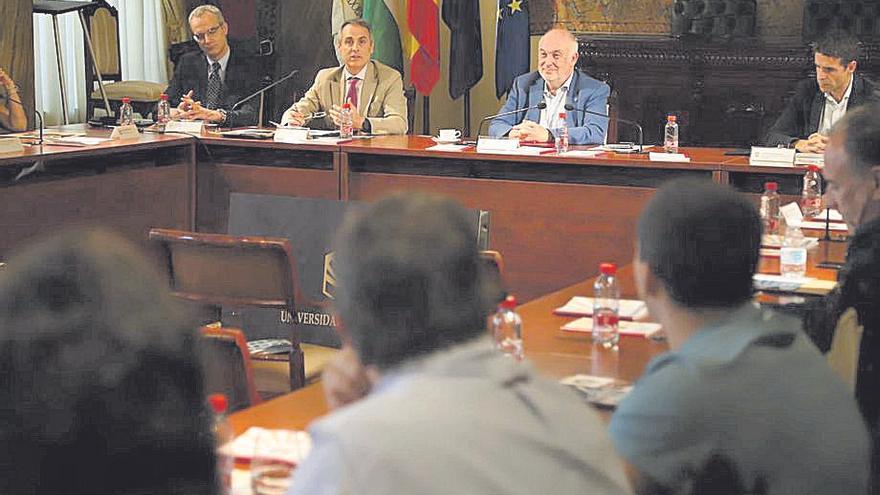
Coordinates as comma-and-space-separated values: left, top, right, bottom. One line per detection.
488, 28, 609, 145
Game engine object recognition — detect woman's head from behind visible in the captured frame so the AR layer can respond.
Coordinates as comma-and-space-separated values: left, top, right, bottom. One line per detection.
0, 230, 216, 494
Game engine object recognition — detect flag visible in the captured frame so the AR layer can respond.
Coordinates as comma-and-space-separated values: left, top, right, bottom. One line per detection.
363, 0, 404, 73
442, 0, 483, 100
406, 0, 440, 94
495, 0, 530, 98
331, 0, 404, 74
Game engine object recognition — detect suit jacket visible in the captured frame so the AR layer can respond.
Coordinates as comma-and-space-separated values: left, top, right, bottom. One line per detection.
164, 47, 261, 128
765, 75, 880, 146
488, 70, 610, 145
288, 338, 631, 495
281, 60, 407, 135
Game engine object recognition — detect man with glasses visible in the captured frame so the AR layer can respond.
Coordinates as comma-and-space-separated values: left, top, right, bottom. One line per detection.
488, 28, 609, 145
165, 5, 260, 127
280, 19, 407, 135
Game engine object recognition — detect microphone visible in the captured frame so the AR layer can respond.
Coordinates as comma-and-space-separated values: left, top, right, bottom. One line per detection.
564, 103, 645, 153
471, 101, 547, 144
231, 68, 298, 111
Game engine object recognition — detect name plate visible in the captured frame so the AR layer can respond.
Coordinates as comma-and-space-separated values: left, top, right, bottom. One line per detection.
165, 120, 205, 135
110, 124, 140, 140
649, 152, 690, 163
274, 127, 310, 144
750, 146, 796, 167
476, 137, 519, 152
0, 137, 24, 154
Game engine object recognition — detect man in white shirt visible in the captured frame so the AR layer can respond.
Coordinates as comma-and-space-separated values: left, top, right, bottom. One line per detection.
765, 30, 879, 151
281, 19, 407, 135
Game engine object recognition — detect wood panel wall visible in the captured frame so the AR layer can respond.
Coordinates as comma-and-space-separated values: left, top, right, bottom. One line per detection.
0, 0, 34, 130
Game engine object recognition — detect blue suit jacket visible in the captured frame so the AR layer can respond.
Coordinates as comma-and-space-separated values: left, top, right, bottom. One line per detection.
488, 70, 610, 145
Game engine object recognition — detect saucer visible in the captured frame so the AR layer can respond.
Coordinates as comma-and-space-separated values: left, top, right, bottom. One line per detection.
431, 136, 461, 144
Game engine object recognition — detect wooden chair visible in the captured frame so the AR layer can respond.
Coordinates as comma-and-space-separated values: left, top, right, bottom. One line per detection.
82, 1, 166, 120
199, 325, 261, 412
480, 250, 506, 304
148, 228, 311, 390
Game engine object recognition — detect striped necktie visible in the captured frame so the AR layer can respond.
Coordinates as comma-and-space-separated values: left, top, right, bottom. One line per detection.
205, 61, 222, 109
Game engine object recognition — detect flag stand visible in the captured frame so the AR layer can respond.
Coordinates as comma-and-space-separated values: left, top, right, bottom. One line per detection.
463, 90, 471, 137
422, 95, 431, 135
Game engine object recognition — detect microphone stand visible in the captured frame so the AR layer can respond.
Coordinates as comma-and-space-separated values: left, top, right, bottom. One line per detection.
230, 69, 299, 127
467, 102, 547, 145
565, 104, 644, 153
816, 206, 846, 270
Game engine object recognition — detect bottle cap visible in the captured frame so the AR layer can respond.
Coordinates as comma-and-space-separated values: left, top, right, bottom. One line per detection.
807, 164, 820, 172
122, 97, 131, 104
160, 93, 168, 100
599, 262, 617, 275
667, 115, 676, 122
764, 181, 778, 191
208, 393, 228, 414
342, 102, 352, 109
500, 294, 517, 309
558, 112, 565, 119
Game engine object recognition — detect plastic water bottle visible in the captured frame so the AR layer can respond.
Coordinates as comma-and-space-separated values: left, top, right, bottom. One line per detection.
592, 262, 620, 349
208, 393, 234, 494
664, 114, 679, 153
781, 224, 807, 278
760, 181, 781, 237
491, 295, 523, 361
801, 165, 823, 218
118, 97, 134, 126
339, 102, 353, 138
555, 112, 569, 154
156, 93, 171, 124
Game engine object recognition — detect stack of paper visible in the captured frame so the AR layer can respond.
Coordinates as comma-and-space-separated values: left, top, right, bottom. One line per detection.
554, 296, 648, 320
560, 374, 633, 409
753, 273, 836, 295
219, 427, 311, 464
561, 317, 663, 338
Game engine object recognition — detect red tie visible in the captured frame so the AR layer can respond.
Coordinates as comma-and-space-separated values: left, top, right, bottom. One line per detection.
346, 77, 359, 109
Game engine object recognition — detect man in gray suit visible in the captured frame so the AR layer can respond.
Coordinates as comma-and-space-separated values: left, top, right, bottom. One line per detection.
288, 193, 631, 495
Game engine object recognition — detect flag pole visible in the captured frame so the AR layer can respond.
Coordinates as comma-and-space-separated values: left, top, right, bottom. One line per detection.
423, 95, 430, 135
463, 89, 471, 137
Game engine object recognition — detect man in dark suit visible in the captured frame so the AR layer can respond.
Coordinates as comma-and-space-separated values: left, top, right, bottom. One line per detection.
488, 28, 609, 145
765, 30, 880, 152
165, 5, 260, 127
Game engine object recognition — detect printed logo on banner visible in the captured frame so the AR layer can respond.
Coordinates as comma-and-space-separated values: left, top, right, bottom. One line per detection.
322, 252, 336, 300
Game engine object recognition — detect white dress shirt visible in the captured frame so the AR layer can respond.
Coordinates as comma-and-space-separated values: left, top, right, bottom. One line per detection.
820, 75, 853, 134
341, 64, 369, 113
539, 72, 574, 131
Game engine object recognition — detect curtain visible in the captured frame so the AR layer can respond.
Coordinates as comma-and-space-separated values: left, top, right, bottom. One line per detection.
33, 0, 169, 124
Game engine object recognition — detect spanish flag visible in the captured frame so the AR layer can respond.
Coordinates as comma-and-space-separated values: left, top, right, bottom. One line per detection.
405, 0, 440, 95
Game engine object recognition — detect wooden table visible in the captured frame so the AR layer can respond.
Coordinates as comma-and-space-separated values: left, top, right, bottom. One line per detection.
229, 241, 846, 432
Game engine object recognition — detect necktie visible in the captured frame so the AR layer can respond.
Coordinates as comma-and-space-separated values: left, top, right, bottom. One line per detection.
205, 61, 222, 109
346, 77, 359, 110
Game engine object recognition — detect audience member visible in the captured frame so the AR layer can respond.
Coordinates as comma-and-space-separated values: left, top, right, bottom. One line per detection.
609, 178, 869, 494
0, 230, 217, 495
288, 193, 631, 494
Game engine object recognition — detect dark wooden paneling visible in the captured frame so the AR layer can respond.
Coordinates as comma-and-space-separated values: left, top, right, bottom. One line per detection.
0, 0, 34, 130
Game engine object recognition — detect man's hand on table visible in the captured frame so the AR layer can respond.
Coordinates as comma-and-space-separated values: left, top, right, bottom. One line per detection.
510, 120, 551, 143
794, 133, 828, 153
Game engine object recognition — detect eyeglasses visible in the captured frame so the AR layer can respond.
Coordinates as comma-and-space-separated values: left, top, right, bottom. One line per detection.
192, 24, 223, 42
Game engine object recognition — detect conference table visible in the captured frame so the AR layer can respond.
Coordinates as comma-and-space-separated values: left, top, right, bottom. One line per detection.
1, 126, 823, 304
229, 241, 847, 435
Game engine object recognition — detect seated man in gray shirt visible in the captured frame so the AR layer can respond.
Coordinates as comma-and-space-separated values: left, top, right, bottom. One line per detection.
609, 178, 870, 494
288, 193, 631, 495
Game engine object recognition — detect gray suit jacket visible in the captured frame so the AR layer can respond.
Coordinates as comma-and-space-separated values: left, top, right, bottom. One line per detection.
288, 338, 632, 495
281, 60, 407, 135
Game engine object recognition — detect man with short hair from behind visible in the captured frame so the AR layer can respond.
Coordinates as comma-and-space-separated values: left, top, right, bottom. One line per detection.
609, 178, 869, 494
765, 29, 880, 151
288, 193, 631, 495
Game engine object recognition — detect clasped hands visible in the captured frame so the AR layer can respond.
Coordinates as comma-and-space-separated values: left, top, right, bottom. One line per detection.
172, 90, 225, 123
282, 104, 365, 130
794, 132, 829, 153
509, 120, 551, 143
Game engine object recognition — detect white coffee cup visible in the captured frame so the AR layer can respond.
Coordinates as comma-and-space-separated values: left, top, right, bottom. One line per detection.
438, 129, 462, 141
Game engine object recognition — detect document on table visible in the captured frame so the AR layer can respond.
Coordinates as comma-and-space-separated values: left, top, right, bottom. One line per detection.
45, 136, 112, 147
649, 152, 690, 162
218, 426, 311, 463
753, 273, 836, 295
426, 144, 470, 152
560, 374, 633, 409
561, 317, 663, 338
554, 296, 648, 320
477, 146, 552, 156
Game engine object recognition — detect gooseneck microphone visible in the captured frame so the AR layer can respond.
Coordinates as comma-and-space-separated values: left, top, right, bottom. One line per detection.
470, 101, 547, 144
231, 68, 299, 111
564, 103, 645, 153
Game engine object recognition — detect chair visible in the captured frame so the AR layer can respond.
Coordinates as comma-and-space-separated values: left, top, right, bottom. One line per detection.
826, 306, 864, 392
479, 250, 506, 304
82, 1, 166, 120
148, 227, 312, 390
199, 325, 262, 412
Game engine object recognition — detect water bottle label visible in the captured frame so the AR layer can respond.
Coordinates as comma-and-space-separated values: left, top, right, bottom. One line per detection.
594, 312, 619, 327
780, 247, 807, 265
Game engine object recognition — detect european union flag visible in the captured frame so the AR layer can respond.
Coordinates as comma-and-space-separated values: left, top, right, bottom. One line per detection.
495, 0, 530, 98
